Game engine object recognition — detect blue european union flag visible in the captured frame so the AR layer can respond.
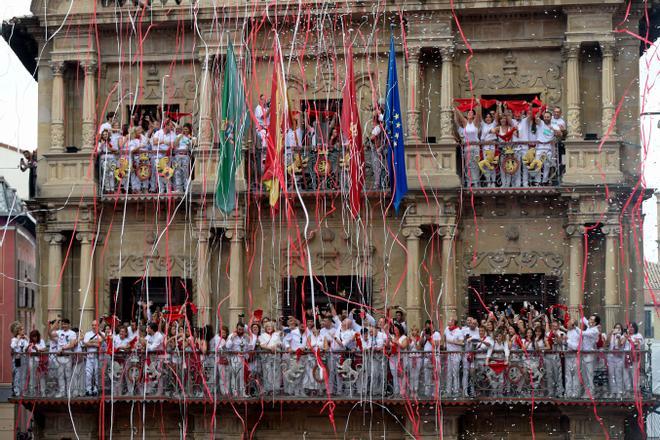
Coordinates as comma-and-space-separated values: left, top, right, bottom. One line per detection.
385, 34, 408, 213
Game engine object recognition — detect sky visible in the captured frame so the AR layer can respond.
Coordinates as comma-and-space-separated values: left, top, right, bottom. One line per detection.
0, 1, 658, 258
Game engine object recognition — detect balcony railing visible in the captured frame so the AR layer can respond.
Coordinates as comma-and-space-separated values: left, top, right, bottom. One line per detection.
10, 349, 652, 402
98, 150, 192, 198
459, 140, 563, 189
248, 145, 390, 195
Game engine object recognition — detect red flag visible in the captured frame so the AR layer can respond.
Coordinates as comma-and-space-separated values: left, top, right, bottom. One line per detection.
504, 100, 530, 113
262, 41, 287, 209
454, 98, 476, 112
531, 96, 544, 107
341, 42, 364, 219
480, 98, 497, 109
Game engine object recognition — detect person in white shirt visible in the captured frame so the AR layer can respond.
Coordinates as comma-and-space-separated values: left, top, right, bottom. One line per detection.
545, 319, 565, 397
254, 95, 270, 145
387, 323, 406, 397
480, 113, 498, 187
320, 317, 341, 394
563, 319, 582, 398
128, 126, 151, 194
513, 110, 531, 187
70, 327, 85, 397
461, 317, 480, 397
282, 318, 305, 396
145, 322, 165, 395
225, 323, 251, 397
257, 322, 280, 394
444, 319, 464, 396
454, 107, 482, 187
98, 111, 115, 134
210, 326, 230, 396
27, 330, 47, 396
47, 330, 59, 397
363, 325, 387, 396
172, 123, 194, 193
150, 119, 176, 193
98, 129, 118, 193
579, 315, 601, 398
55, 319, 78, 398
607, 323, 625, 398
422, 321, 443, 398
405, 327, 424, 398
369, 112, 385, 190
302, 324, 324, 395
83, 320, 103, 396
531, 111, 561, 185
10, 322, 28, 396
485, 331, 510, 396
623, 322, 645, 396
551, 107, 567, 139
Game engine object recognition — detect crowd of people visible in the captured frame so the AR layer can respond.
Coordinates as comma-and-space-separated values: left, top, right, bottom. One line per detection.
9, 302, 647, 401
455, 101, 567, 188
97, 111, 194, 194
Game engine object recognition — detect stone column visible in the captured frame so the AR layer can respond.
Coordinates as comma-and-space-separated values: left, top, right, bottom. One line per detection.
564, 43, 583, 140
226, 228, 245, 329
439, 46, 455, 142
599, 41, 617, 136
81, 60, 97, 152
406, 47, 422, 143
198, 55, 213, 150
76, 232, 95, 330
195, 229, 212, 325
440, 226, 457, 320
50, 61, 66, 152
566, 224, 584, 318
46, 233, 65, 321
603, 224, 620, 328
403, 226, 423, 326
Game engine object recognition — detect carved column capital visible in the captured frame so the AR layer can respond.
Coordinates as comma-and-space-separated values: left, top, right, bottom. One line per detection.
562, 42, 581, 61
408, 46, 421, 64
439, 225, 456, 239
76, 232, 95, 244
50, 61, 65, 76
601, 224, 621, 237
402, 226, 423, 240
225, 228, 245, 241
565, 224, 586, 237
439, 46, 455, 63
599, 41, 616, 58
45, 232, 65, 245
81, 60, 98, 76
194, 228, 212, 242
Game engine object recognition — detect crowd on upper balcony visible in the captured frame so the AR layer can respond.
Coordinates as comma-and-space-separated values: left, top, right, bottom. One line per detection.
454, 99, 567, 188
253, 95, 389, 192
9, 301, 646, 401
96, 110, 195, 195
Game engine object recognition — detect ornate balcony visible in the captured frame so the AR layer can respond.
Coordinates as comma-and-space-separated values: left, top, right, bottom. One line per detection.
11, 349, 655, 406
459, 140, 563, 192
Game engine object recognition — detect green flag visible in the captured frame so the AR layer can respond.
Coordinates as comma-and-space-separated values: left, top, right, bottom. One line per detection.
215, 42, 249, 214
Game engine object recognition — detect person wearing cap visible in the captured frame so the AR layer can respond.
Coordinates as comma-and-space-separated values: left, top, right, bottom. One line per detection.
55, 319, 78, 398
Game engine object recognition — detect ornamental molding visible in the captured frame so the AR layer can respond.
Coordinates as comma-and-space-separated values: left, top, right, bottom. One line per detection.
464, 251, 564, 277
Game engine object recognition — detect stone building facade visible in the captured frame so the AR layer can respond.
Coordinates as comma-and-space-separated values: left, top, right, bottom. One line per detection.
6, 0, 656, 438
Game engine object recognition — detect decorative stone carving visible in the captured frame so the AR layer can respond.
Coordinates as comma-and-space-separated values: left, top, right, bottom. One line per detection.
225, 228, 246, 241
51, 124, 65, 150
504, 225, 519, 241
402, 226, 423, 239
45, 233, 65, 245
464, 251, 565, 277
459, 53, 562, 106
81, 60, 98, 76
439, 46, 455, 62
107, 255, 190, 280
50, 61, 65, 76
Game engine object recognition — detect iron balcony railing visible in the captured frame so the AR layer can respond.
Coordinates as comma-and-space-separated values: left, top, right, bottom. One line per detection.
459, 140, 563, 189
248, 144, 390, 195
10, 349, 651, 402
97, 150, 193, 197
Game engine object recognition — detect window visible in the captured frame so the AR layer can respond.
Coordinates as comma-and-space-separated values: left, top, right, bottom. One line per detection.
644, 310, 654, 339
110, 277, 192, 322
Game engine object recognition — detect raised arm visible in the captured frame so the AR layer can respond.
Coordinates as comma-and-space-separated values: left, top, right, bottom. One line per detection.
454, 109, 467, 128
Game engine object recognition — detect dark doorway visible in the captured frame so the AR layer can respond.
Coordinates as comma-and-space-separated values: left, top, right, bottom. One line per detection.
468, 273, 559, 321
127, 104, 180, 125
281, 275, 371, 321
109, 277, 192, 322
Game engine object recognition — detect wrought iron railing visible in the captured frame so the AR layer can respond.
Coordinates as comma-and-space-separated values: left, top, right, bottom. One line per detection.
248, 145, 390, 194
10, 349, 651, 401
459, 140, 562, 189
97, 150, 192, 196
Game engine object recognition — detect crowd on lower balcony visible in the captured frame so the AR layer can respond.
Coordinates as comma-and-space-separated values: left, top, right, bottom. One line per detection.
9, 302, 648, 401
97, 111, 194, 195
455, 100, 567, 188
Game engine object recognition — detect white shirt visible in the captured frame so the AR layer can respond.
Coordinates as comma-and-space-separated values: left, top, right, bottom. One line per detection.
83, 331, 102, 353
474, 336, 493, 353
444, 327, 464, 352
423, 331, 442, 352
580, 320, 600, 352
624, 333, 644, 351
464, 121, 479, 143
11, 336, 28, 353
225, 334, 250, 352
536, 120, 556, 144
462, 326, 480, 343
480, 121, 497, 142
28, 339, 46, 353
339, 329, 358, 350
152, 129, 176, 156
551, 116, 566, 132
366, 331, 387, 350
57, 329, 77, 351
320, 327, 341, 351
566, 328, 581, 351
113, 335, 131, 351
146, 331, 164, 352
210, 335, 226, 352
255, 104, 268, 128
282, 328, 304, 351
258, 332, 281, 351
487, 340, 510, 360
175, 134, 192, 152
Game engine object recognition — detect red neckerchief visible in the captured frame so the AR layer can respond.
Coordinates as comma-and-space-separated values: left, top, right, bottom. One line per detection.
448, 325, 458, 332
497, 127, 516, 142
